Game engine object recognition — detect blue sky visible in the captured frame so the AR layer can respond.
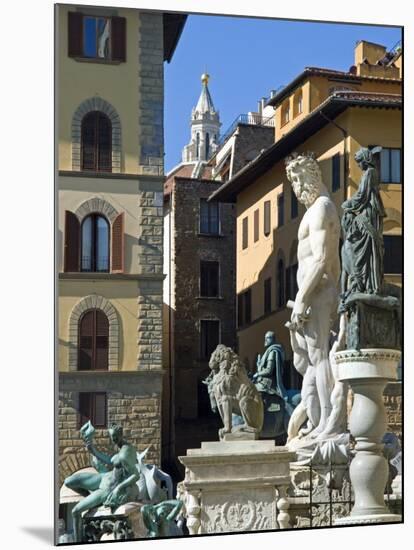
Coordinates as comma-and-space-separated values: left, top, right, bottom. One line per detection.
164, 14, 401, 172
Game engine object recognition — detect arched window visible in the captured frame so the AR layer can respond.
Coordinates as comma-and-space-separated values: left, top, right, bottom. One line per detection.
81, 214, 109, 272
78, 309, 109, 370
205, 132, 210, 159
277, 257, 285, 308
81, 111, 112, 171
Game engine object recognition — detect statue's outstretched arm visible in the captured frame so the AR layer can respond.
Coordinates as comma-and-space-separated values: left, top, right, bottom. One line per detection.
86, 443, 112, 466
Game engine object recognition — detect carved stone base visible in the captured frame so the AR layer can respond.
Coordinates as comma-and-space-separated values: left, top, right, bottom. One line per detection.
178, 440, 295, 534
82, 502, 147, 542
335, 513, 401, 526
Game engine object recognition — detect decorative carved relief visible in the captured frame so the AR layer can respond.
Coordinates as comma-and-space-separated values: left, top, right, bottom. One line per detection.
203, 500, 272, 533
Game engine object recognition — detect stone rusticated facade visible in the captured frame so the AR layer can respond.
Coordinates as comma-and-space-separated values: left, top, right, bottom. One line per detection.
138, 13, 164, 176
58, 371, 163, 482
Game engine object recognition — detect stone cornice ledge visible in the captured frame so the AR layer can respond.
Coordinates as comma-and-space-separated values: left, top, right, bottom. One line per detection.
59, 273, 166, 281
58, 170, 166, 183
182, 475, 291, 491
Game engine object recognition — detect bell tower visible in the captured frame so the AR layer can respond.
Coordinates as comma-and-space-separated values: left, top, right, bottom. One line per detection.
182, 73, 221, 163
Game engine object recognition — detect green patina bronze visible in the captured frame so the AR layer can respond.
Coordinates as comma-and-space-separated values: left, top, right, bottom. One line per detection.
64, 422, 140, 542
141, 500, 183, 538
340, 147, 400, 350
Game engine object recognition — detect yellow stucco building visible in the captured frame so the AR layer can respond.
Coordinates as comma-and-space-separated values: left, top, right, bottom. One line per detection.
56, 3, 186, 537
211, 40, 402, 380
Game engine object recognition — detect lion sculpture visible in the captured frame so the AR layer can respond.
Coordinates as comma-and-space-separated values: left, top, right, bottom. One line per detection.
204, 344, 264, 440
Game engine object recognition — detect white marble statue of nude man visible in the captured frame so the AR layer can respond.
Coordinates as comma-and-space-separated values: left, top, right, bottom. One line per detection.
285, 153, 341, 440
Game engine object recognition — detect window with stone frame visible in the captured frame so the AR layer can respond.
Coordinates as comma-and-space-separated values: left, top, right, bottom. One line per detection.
81, 214, 110, 272
68, 12, 126, 62
200, 320, 220, 360
78, 392, 107, 428
81, 111, 112, 172
200, 261, 220, 297
78, 309, 109, 371
200, 199, 220, 235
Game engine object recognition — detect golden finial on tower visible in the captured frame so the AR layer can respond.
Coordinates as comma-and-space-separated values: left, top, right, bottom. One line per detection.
201, 73, 210, 85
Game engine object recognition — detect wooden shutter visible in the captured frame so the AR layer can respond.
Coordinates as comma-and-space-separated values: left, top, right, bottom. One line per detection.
79, 311, 94, 370
111, 212, 124, 272
64, 211, 80, 272
95, 311, 109, 370
111, 17, 126, 62
68, 12, 83, 58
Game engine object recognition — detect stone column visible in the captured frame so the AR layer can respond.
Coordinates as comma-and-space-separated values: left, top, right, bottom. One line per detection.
276, 485, 291, 529
185, 491, 201, 535
334, 348, 401, 525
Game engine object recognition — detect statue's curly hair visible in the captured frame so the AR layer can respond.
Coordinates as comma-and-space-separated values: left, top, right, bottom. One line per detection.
285, 152, 322, 189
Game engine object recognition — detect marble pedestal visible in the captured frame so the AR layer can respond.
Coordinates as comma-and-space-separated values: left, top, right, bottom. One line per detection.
178, 440, 295, 534
334, 348, 401, 526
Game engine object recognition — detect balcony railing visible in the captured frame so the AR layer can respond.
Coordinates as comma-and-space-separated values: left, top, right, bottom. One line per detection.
218, 113, 275, 146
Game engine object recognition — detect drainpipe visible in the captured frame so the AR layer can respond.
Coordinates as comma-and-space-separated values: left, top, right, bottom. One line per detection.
318, 110, 348, 202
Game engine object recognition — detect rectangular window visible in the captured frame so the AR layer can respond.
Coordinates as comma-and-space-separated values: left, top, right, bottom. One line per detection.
200, 199, 220, 234
384, 235, 402, 274
254, 209, 259, 242
332, 153, 341, 192
200, 261, 219, 297
264, 278, 272, 315
291, 188, 298, 219
238, 289, 252, 327
237, 294, 243, 328
298, 95, 303, 114
264, 201, 271, 236
78, 392, 107, 428
242, 216, 249, 249
380, 148, 401, 183
244, 289, 252, 324
277, 193, 284, 227
200, 320, 220, 360
68, 13, 126, 62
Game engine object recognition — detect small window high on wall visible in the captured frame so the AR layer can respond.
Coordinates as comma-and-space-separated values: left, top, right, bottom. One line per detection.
68, 12, 126, 62
78, 392, 107, 428
81, 111, 112, 172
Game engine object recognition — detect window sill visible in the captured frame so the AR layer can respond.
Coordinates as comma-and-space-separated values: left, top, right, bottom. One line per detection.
197, 296, 224, 300
198, 232, 225, 238
71, 56, 122, 65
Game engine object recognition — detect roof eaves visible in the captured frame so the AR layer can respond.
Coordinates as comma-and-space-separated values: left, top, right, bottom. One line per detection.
210, 94, 401, 203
